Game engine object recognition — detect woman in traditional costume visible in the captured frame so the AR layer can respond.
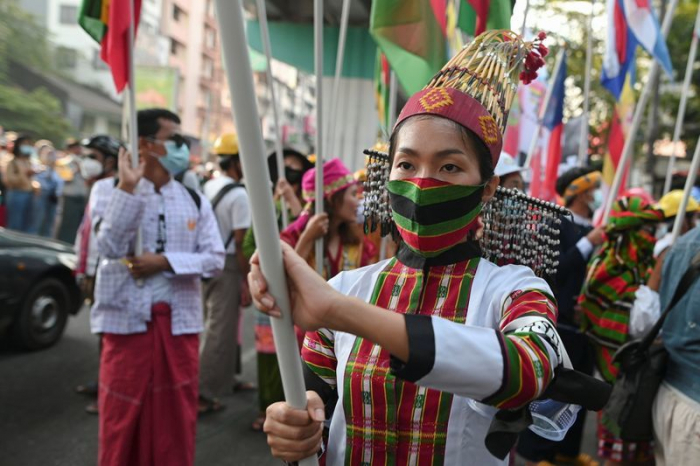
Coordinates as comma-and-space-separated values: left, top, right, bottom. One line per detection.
281, 158, 378, 279
578, 196, 663, 465
250, 31, 588, 465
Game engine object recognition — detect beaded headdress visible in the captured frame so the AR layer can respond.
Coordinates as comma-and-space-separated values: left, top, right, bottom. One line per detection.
362, 149, 569, 280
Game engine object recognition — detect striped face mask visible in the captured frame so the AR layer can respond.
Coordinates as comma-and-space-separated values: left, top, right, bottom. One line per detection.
387, 177, 485, 258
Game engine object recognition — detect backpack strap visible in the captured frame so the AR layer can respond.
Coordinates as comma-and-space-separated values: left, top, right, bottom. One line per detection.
210, 181, 245, 250
640, 251, 700, 349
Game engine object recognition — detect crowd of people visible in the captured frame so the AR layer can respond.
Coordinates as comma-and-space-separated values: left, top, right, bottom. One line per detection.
2, 29, 700, 466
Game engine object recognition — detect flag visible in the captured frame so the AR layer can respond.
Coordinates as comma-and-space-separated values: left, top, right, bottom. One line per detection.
374, 52, 392, 134
79, 0, 142, 92
370, 0, 511, 96
619, 0, 673, 76
539, 54, 567, 202
601, 0, 639, 100
597, 76, 636, 224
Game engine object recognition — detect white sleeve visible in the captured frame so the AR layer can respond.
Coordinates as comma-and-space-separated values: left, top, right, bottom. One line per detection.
230, 190, 252, 231
629, 285, 661, 338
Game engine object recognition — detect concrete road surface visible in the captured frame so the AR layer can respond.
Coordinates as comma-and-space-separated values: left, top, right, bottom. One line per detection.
0, 305, 277, 466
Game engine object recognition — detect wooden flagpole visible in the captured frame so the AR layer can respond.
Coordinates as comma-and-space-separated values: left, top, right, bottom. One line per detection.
214, 2, 317, 464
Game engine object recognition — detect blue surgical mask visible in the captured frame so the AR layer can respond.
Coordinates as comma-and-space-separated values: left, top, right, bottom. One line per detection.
589, 189, 603, 213
19, 145, 36, 157
159, 140, 190, 175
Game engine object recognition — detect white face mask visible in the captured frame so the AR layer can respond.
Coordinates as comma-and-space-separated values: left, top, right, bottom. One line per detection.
80, 157, 103, 180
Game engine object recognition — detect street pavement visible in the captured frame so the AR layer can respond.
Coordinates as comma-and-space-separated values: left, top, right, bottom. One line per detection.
0, 304, 278, 466
1, 303, 599, 466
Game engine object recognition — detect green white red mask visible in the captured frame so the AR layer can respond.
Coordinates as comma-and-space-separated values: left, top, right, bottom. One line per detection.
387, 177, 485, 258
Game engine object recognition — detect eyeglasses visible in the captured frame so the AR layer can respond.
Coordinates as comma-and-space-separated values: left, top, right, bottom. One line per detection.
146, 133, 189, 149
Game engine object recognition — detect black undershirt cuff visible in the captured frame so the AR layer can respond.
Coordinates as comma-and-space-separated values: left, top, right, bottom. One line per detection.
390, 314, 436, 382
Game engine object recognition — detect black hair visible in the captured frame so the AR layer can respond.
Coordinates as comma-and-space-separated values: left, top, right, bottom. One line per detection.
388, 115, 494, 183
12, 135, 32, 157
556, 166, 598, 206
83, 135, 122, 159
266, 148, 314, 183
218, 154, 240, 172
137, 108, 181, 138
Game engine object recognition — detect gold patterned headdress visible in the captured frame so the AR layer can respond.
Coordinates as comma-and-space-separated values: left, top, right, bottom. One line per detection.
395, 30, 548, 165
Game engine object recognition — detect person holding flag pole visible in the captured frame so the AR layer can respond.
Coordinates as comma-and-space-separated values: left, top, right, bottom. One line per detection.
662, 4, 700, 196
214, 1, 319, 465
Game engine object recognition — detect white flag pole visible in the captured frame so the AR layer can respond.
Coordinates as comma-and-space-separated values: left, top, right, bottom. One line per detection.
256, 0, 288, 228
663, 5, 700, 195
214, 2, 317, 464
577, 0, 596, 167
128, 0, 142, 258
523, 48, 566, 171
602, 0, 678, 222
379, 70, 398, 262
671, 136, 700, 242
521, 0, 531, 35
314, 0, 324, 276
327, 0, 351, 153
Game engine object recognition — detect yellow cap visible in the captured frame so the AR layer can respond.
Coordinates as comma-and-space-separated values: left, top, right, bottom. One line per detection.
213, 133, 239, 155
354, 168, 367, 182
307, 153, 316, 164
656, 190, 700, 218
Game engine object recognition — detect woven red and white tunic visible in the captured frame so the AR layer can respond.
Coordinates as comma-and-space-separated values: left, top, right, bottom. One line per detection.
302, 244, 563, 466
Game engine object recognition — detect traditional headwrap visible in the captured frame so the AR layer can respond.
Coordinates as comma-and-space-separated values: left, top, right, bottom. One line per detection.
578, 196, 664, 382
556, 167, 601, 204
301, 158, 356, 204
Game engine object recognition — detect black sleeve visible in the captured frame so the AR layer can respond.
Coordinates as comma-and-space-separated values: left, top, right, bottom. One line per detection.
389, 314, 436, 383
303, 363, 337, 420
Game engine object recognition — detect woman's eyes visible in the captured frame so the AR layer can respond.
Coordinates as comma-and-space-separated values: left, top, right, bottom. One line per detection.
396, 161, 413, 170
441, 164, 460, 173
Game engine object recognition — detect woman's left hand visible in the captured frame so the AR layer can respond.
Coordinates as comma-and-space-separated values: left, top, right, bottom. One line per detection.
248, 241, 341, 331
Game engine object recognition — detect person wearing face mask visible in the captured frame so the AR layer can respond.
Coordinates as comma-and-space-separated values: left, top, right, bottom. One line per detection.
495, 151, 527, 191
4, 135, 37, 232
280, 158, 378, 281
240, 148, 314, 430
92, 108, 224, 466
578, 197, 664, 466
32, 145, 64, 237
248, 31, 585, 465
517, 167, 606, 466
198, 132, 253, 416
653, 190, 699, 259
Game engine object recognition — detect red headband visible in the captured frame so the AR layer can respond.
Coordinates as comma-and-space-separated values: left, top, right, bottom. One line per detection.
395, 87, 503, 165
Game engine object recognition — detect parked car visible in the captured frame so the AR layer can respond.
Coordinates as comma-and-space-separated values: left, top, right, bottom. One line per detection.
0, 228, 82, 349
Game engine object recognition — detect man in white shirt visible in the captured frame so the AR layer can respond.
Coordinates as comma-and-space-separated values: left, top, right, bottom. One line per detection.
198, 132, 252, 414
93, 108, 224, 466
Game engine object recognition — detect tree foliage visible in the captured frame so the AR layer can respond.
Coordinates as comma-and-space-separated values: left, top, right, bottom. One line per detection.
527, 0, 699, 158
0, 0, 74, 142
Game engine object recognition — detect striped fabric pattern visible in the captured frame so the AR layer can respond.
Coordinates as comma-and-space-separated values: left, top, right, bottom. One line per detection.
579, 196, 662, 382
387, 178, 484, 257
303, 328, 338, 389
342, 257, 479, 465
483, 290, 558, 409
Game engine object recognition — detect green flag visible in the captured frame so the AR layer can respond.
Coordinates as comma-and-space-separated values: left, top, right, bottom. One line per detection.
370, 0, 512, 96
78, 0, 108, 43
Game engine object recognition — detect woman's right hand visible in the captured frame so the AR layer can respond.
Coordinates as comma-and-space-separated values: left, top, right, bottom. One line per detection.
248, 241, 341, 331
264, 391, 325, 463
301, 213, 329, 241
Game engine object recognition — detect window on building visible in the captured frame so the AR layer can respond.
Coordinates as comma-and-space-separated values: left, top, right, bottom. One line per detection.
205, 28, 216, 49
203, 57, 214, 79
59, 5, 78, 24
56, 47, 78, 69
170, 39, 182, 56
173, 5, 183, 21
